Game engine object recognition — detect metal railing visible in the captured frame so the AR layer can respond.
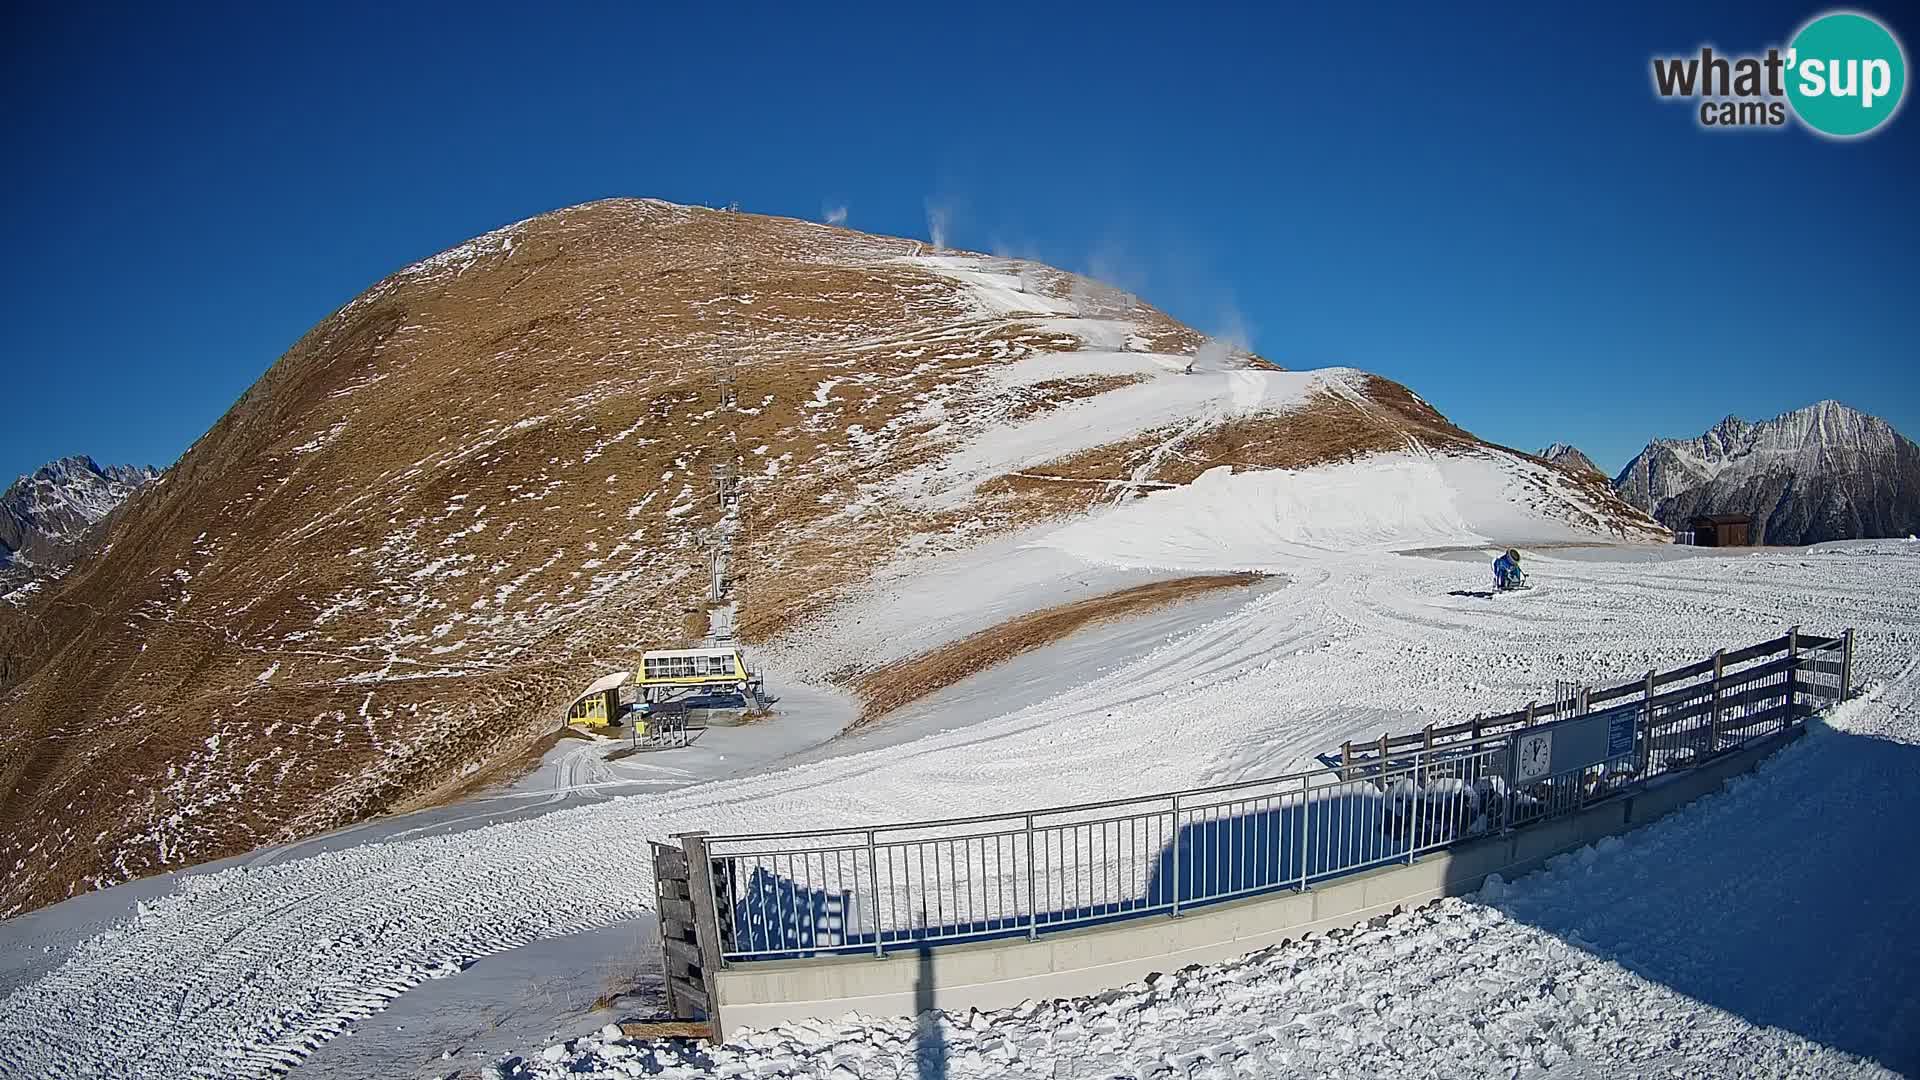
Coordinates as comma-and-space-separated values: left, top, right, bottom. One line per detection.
696, 629, 1852, 962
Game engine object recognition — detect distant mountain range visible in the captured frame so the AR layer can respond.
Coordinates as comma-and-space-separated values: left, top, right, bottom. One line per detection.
1536, 443, 1604, 478
0, 455, 160, 594
1612, 401, 1920, 546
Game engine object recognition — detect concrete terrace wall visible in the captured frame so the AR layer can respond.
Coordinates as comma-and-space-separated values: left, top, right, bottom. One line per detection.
710, 727, 1801, 1037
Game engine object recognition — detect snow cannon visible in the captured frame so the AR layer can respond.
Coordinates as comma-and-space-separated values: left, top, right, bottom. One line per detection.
1493, 549, 1530, 592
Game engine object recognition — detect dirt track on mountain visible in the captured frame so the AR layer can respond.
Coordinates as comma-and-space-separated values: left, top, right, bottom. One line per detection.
851, 573, 1266, 725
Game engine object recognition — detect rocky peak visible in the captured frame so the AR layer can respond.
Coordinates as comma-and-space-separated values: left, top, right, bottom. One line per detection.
1, 455, 162, 568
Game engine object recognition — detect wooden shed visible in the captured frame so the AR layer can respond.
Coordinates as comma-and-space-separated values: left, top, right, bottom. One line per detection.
1689, 513, 1753, 547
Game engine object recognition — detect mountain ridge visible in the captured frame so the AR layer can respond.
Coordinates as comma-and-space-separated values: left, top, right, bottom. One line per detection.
1613, 400, 1920, 544
1, 455, 161, 596
0, 198, 1662, 913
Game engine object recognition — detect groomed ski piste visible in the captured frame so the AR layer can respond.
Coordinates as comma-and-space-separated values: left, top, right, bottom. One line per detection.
0, 288, 1916, 1080
2, 481, 1917, 1079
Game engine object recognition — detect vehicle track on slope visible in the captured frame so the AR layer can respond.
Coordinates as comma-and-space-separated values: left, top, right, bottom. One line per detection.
2, 545, 1916, 1079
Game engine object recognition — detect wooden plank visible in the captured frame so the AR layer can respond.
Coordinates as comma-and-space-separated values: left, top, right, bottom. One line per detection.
1651, 696, 1715, 727
656, 878, 690, 901
1649, 681, 1715, 711
618, 1018, 714, 1041
1586, 681, 1644, 706
658, 896, 695, 925
1797, 633, 1842, 649
652, 847, 689, 876
679, 831, 726, 1027
1716, 654, 1796, 688
662, 980, 711, 1014
1718, 700, 1791, 736
1652, 656, 1716, 688
1722, 635, 1789, 667
662, 936, 704, 966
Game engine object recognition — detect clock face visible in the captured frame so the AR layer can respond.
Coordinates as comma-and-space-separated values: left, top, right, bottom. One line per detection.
1517, 732, 1554, 782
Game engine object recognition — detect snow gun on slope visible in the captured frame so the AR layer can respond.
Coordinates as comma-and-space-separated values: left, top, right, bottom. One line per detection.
1493, 548, 1530, 592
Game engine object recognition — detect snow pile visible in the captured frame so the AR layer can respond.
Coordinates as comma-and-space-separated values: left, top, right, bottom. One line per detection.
1038, 451, 1601, 570
901, 365, 1343, 509
910, 255, 1079, 319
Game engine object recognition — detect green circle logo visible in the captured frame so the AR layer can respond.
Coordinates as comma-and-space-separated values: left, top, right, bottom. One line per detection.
1786, 11, 1907, 137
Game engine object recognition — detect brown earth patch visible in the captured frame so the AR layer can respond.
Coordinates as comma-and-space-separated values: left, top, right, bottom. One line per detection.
851, 573, 1265, 725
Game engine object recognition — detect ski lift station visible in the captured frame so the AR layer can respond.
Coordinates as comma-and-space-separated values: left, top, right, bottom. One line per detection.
564, 646, 767, 736
638, 646, 764, 708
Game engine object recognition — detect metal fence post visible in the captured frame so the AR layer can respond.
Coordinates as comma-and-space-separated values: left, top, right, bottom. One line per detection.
1637, 671, 1655, 776
1787, 625, 1801, 721
1341, 741, 1352, 781
865, 829, 883, 958
1296, 775, 1311, 891
1406, 747, 1421, 865
1170, 793, 1183, 917
1842, 628, 1855, 701
1024, 814, 1038, 941
1708, 649, 1725, 752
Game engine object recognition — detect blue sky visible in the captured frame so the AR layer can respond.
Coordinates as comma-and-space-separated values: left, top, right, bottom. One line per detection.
2, 2, 1914, 483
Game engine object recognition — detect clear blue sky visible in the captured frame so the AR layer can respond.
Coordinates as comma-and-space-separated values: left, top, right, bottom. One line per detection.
2, 2, 1914, 482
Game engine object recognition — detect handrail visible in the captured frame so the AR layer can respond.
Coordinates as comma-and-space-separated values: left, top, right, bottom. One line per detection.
706, 630, 1838, 847
694, 629, 1854, 963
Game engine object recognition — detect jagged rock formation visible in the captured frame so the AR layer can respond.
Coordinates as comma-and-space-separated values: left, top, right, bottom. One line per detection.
1614, 401, 1920, 545
0, 456, 160, 596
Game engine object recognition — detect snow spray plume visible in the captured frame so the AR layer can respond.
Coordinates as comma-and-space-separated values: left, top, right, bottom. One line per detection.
925, 201, 952, 251
824, 205, 848, 226
1194, 308, 1252, 370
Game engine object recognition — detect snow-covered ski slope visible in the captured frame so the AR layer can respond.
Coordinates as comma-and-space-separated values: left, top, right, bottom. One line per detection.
523, 665, 1919, 1079
2, 532, 1917, 1078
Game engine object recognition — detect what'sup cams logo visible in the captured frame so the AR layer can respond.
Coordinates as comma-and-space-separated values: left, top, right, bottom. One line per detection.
1652, 10, 1906, 137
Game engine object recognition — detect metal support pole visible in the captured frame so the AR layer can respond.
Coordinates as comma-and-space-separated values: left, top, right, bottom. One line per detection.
1407, 748, 1421, 865
1170, 794, 1183, 917
1296, 775, 1311, 891
1787, 625, 1801, 721
1709, 650, 1725, 752
1637, 671, 1655, 776
1341, 741, 1352, 781
1024, 815, 1037, 941
865, 830, 883, 958
1842, 628, 1855, 701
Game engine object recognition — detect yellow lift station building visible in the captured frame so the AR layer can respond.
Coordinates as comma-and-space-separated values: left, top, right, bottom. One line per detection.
637, 646, 756, 703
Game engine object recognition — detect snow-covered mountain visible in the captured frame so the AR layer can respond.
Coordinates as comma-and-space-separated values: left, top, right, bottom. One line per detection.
1537, 442, 1604, 478
1613, 401, 1920, 545
0, 455, 160, 591
0, 199, 1661, 914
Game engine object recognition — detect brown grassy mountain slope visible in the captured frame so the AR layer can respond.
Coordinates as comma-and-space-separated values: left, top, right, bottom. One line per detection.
0, 199, 1661, 913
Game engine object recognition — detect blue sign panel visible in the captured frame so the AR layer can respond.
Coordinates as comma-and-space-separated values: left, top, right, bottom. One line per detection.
1606, 708, 1638, 759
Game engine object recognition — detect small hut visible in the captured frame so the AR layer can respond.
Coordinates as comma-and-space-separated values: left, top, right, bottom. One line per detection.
566, 671, 632, 728
1689, 513, 1753, 547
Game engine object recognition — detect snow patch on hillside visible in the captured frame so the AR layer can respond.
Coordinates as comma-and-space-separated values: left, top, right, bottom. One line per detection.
1040, 452, 1603, 570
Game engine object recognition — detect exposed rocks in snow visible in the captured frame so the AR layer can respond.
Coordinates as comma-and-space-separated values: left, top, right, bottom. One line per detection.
1614, 400, 1920, 545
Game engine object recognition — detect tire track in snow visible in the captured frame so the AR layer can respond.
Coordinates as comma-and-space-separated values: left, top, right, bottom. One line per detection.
1, 544, 1917, 1078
